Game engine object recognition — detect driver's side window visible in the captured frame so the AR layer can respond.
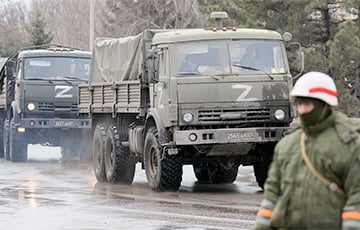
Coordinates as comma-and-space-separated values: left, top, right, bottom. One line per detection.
158, 48, 168, 76
16, 60, 23, 80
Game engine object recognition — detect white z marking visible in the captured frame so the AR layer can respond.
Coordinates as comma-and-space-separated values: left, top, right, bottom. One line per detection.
232, 84, 256, 101
55, 85, 73, 98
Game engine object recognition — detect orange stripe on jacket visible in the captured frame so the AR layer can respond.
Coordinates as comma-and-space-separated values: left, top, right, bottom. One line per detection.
257, 208, 273, 218
342, 211, 360, 220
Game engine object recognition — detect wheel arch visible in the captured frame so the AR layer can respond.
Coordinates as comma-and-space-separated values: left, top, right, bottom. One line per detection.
144, 108, 165, 135
10, 102, 19, 121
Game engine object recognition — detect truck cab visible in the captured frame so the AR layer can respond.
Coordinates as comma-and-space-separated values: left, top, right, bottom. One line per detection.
0, 45, 92, 162
143, 28, 296, 189
79, 25, 303, 191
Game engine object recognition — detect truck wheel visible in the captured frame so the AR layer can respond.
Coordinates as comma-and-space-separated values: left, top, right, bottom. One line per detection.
253, 143, 275, 189
193, 161, 211, 183
211, 165, 238, 184
3, 118, 10, 161
253, 163, 270, 190
193, 157, 239, 184
104, 124, 135, 184
92, 124, 107, 182
9, 119, 28, 162
144, 127, 183, 191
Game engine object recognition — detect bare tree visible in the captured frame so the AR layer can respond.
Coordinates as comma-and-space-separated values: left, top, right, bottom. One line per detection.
0, 0, 205, 53
31, 0, 105, 50
0, 0, 29, 55
102, 0, 206, 37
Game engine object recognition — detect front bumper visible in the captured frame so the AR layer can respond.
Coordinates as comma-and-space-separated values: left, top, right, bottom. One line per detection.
174, 127, 288, 145
19, 117, 92, 129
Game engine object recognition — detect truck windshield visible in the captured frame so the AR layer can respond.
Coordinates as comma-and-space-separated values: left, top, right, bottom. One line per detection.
23, 57, 91, 81
172, 40, 288, 76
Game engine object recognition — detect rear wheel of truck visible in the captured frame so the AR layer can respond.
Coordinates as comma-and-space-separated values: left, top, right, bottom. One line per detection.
92, 124, 107, 182
211, 159, 239, 184
9, 119, 28, 162
193, 161, 211, 183
104, 124, 135, 184
193, 157, 239, 184
253, 143, 275, 189
144, 127, 183, 191
3, 118, 10, 160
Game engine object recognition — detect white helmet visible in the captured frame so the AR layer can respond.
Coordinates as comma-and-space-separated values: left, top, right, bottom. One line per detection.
290, 71, 338, 106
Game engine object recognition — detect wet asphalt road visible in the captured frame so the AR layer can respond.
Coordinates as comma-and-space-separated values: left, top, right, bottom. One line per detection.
0, 145, 263, 230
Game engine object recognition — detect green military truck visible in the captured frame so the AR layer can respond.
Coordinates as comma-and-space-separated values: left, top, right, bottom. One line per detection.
79, 23, 303, 191
0, 44, 92, 162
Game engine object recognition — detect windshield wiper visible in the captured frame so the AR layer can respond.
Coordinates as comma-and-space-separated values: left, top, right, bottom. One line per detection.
66, 76, 88, 82
26, 77, 54, 84
52, 76, 74, 85
56, 76, 88, 82
232, 64, 274, 80
176, 72, 200, 76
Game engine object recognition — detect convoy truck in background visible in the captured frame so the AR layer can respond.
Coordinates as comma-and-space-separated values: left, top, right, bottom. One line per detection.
0, 44, 92, 162
79, 15, 303, 191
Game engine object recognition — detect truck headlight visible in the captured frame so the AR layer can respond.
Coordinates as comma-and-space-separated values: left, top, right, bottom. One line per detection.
274, 109, 285, 121
182, 112, 193, 123
27, 103, 36, 111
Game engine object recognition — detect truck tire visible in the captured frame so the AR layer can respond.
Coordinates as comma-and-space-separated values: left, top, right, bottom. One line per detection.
193, 161, 211, 183
211, 165, 238, 184
92, 124, 107, 182
253, 160, 272, 189
193, 157, 239, 184
253, 143, 275, 189
9, 119, 28, 162
3, 118, 10, 161
253, 163, 269, 190
144, 127, 183, 191
104, 124, 135, 184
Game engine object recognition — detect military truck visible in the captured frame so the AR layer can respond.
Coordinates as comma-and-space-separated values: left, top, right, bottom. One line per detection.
0, 44, 92, 162
79, 21, 303, 191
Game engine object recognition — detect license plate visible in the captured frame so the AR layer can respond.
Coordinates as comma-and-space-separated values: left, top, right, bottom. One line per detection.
54, 121, 74, 127
225, 131, 259, 141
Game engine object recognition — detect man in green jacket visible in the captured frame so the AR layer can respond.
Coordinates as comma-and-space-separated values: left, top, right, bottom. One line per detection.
255, 71, 360, 229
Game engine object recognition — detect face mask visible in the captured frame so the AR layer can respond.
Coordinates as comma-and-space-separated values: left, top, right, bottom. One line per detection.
295, 97, 330, 127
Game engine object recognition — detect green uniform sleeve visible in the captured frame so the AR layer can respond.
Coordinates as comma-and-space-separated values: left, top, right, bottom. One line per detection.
342, 146, 360, 230
263, 144, 281, 203
254, 144, 282, 229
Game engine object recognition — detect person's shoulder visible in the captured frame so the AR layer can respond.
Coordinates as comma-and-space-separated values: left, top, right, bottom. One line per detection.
280, 118, 302, 139
333, 111, 360, 144
276, 126, 301, 149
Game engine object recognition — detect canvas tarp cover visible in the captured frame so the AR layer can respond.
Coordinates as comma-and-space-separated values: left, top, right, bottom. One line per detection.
90, 33, 144, 83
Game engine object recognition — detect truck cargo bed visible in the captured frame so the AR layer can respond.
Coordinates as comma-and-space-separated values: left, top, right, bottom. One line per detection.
78, 80, 141, 115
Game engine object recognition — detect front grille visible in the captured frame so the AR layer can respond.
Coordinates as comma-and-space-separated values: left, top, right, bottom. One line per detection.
38, 102, 54, 111
198, 108, 271, 124
37, 102, 78, 112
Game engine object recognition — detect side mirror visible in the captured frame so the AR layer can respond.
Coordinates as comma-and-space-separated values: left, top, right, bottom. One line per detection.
294, 51, 304, 79
146, 49, 159, 83
287, 41, 304, 79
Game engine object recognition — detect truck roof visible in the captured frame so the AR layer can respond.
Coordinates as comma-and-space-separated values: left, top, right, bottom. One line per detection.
152, 28, 283, 45
18, 49, 91, 59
